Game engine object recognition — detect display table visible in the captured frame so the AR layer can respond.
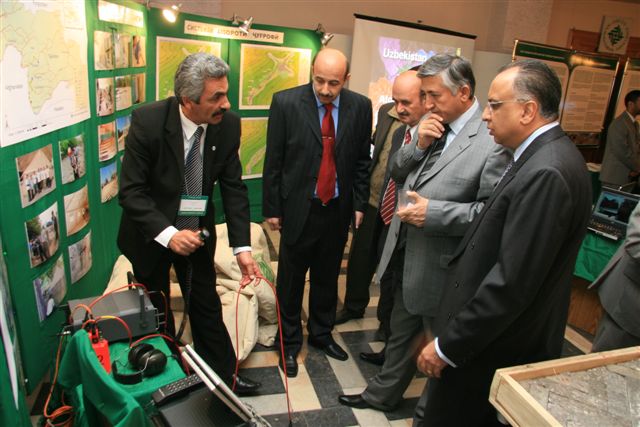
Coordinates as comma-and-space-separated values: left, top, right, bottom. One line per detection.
57, 330, 185, 427
573, 232, 621, 282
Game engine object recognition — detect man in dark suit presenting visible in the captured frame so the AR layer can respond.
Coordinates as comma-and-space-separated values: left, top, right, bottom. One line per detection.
263, 48, 372, 377
118, 53, 260, 393
415, 60, 592, 426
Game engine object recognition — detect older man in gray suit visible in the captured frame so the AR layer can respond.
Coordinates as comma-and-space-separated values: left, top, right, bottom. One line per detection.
591, 201, 640, 351
600, 90, 640, 190
339, 54, 508, 412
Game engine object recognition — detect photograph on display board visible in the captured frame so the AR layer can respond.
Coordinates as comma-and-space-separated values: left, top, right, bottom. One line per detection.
96, 77, 115, 116
68, 232, 92, 284
115, 33, 131, 68
132, 72, 146, 104
94, 30, 114, 70
100, 161, 118, 203
115, 75, 132, 111
116, 115, 131, 151
132, 35, 146, 67
64, 185, 89, 237
32, 256, 66, 322
59, 134, 86, 184
239, 44, 312, 110
16, 145, 56, 208
240, 117, 268, 178
98, 122, 117, 162
25, 202, 60, 269
156, 37, 221, 100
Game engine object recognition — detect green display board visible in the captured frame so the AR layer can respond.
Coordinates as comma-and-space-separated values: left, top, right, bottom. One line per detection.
0, 0, 320, 396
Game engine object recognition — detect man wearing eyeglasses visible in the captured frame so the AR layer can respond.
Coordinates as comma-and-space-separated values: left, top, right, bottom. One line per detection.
414, 60, 592, 426
339, 54, 508, 413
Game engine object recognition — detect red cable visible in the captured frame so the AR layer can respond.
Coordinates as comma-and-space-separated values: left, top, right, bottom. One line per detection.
233, 270, 293, 423
43, 332, 74, 426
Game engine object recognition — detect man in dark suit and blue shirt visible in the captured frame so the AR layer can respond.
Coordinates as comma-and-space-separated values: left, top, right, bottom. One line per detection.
262, 48, 372, 377
118, 53, 260, 394
415, 59, 592, 426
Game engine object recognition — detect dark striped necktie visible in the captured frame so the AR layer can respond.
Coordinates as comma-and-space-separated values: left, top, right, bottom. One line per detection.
176, 126, 204, 230
421, 124, 450, 175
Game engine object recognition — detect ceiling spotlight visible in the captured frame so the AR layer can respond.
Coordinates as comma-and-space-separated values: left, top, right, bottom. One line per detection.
315, 23, 334, 46
162, 3, 181, 23
231, 14, 253, 35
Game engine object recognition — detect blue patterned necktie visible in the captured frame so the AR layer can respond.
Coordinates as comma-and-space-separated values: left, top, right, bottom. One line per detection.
176, 126, 204, 230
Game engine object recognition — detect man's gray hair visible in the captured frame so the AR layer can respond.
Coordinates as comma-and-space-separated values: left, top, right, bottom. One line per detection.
174, 53, 229, 105
500, 59, 561, 120
417, 54, 475, 98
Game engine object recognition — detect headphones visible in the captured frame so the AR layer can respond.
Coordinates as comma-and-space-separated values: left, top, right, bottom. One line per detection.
112, 343, 167, 385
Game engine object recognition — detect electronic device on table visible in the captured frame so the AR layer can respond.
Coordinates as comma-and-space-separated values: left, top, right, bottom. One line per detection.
68, 287, 158, 342
588, 187, 640, 241
155, 345, 270, 427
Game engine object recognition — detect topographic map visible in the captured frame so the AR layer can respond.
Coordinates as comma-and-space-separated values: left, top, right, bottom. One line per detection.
239, 44, 311, 110
1, 0, 89, 146
240, 117, 268, 178
156, 37, 221, 100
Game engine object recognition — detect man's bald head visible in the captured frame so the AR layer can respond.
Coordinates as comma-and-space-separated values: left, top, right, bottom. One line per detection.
312, 48, 350, 104
392, 70, 428, 126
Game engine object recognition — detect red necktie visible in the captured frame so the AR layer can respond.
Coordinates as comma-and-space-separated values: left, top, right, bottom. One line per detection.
380, 129, 412, 225
317, 103, 336, 204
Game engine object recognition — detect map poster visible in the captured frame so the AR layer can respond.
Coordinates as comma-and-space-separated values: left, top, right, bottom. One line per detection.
240, 117, 268, 178
239, 44, 312, 110
1, 0, 90, 147
156, 37, 222, 100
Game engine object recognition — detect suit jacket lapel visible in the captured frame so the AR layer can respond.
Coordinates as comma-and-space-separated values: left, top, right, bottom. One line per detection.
202, 122, 221, 184
165, 97, 184, 177
449, 125, 565, 262
336, 91, 351, 147
412, 109, 482, 190
301, 84, 322, 145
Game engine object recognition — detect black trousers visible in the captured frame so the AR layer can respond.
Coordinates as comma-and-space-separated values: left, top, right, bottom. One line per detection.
276, 199, 349, 354
133, 246, 236, 384
344, 203, 383, 315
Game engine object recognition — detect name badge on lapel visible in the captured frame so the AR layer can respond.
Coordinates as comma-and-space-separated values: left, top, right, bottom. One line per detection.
178, 195, 208, 217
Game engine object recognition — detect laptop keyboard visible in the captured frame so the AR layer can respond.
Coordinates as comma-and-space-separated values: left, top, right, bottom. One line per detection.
587, 218, 624, 240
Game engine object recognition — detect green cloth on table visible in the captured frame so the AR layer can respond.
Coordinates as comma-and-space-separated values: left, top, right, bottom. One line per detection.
574, 233, 622, 282
57, 330, 185, 427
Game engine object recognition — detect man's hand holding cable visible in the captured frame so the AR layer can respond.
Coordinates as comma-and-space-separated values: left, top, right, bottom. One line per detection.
168, 230, 204, 256
236, 251, 259, 283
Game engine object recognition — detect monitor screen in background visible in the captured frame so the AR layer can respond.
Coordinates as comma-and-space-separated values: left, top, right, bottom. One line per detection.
595, 191, 639, 225
349, 15, 476, 126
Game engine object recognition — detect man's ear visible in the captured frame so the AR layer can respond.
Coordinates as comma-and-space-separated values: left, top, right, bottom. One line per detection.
458, 85, 471, 102
520, 100, 538, 125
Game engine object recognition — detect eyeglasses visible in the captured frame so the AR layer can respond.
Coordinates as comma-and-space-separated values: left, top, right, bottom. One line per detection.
485, 99, 530, 113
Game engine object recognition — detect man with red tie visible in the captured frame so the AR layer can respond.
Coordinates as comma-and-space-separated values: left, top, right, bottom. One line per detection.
263, 48, 372, 377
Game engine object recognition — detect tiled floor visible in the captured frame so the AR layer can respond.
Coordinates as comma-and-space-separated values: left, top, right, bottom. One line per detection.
234, 223, 420, 426
235, 223, 589, 427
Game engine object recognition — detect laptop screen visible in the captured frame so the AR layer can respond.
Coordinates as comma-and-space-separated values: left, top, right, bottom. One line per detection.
593, 188, 640, 227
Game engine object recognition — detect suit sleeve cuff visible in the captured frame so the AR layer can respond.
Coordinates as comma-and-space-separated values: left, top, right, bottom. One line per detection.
233, 246, 252, 255
413, 145, 427, 160
155, 226, 178, 248
435, 337, 457, 368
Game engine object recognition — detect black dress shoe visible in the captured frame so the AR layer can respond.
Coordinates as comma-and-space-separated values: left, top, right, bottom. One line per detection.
233, 374, 261, 395
359, 348, 385, 366
279, 353, 298, 377
335, 309, 364, 325
308, 337, 348, 361
338, 393, 372, 409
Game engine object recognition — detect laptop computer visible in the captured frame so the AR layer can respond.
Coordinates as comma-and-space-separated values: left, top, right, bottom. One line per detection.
587, 187, 640, 241
157, 345, 270, 427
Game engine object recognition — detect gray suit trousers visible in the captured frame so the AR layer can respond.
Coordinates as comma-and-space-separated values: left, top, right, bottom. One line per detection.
362, 283, 433, 410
